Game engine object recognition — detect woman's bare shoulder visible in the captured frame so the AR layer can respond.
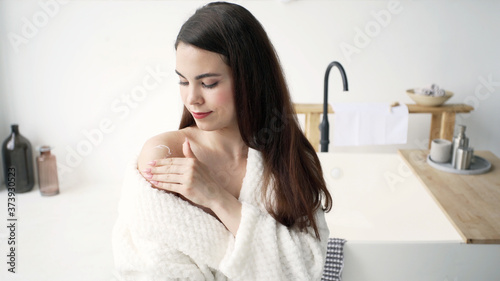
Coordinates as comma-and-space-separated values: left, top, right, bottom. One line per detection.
137, 128, 192, 173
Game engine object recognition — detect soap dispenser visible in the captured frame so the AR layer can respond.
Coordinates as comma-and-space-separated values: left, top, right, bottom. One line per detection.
451, 125, 469, 168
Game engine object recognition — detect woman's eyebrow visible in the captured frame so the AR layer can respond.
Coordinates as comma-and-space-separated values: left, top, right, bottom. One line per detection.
195, 73, 221, 80
175, 70, 186, 78
175, 70, 221, 80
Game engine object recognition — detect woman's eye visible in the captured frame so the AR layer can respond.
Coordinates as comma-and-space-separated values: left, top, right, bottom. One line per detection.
179, 81, 188, 86
202, 82, 218, 89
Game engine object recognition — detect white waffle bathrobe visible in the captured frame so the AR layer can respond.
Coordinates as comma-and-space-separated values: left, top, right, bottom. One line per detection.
112, 148, 329, 280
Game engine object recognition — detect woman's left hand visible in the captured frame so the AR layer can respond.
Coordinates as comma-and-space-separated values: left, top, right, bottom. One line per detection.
143, 138, 224, 210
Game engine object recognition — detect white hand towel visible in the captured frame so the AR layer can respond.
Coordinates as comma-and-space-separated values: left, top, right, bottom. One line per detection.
332, 102, 408, 146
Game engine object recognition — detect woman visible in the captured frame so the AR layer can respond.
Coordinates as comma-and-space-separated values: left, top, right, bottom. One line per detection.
112, 2, 332, 280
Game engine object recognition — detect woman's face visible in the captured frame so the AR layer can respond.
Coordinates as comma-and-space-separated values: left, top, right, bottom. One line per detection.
176, 42, 236, 132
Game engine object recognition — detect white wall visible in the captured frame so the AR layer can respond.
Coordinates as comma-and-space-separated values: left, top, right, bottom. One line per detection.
1, 0, 499, 187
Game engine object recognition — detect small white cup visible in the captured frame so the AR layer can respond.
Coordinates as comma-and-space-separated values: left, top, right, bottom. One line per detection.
430, 139, 452, 163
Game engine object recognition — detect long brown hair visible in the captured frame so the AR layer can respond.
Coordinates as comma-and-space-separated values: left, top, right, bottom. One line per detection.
175, 2, 332, 238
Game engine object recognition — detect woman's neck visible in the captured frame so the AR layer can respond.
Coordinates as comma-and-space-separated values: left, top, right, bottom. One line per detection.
196, 126, 248, 160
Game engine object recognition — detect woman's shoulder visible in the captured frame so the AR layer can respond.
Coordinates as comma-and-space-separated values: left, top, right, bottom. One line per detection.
137, 127, 194, 172
140, 130, 185, 156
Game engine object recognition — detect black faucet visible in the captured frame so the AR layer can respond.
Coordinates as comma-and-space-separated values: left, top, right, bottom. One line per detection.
319, 61, 348, 152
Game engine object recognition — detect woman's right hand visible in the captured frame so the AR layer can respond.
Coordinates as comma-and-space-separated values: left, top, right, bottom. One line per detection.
143, 138, 229, 212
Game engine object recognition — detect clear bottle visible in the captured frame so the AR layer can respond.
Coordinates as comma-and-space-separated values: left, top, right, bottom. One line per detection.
451, 125, 469, 168
2, 124, 35, 193
36, 146, 60, 196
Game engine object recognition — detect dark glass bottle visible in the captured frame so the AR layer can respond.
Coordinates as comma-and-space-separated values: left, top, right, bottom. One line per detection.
2, 124, 35, 193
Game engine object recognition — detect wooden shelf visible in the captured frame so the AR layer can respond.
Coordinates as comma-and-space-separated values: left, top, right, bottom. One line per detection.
398, 149, 500, 244
407, 104, 474, 148
293, 103, 474, 151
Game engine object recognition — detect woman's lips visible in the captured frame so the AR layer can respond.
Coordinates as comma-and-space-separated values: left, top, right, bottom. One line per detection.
192, 111, 213, 119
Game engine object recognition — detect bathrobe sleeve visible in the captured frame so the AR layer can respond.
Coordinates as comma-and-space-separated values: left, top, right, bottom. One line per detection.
112, 214, 216, 281
219, 202, 330, 281
111, 157, 233, 281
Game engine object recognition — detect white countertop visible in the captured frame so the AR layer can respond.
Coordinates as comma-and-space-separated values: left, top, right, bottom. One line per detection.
0, 182, 121, 281
319, 152, 462, 243
0, 152, 463, 280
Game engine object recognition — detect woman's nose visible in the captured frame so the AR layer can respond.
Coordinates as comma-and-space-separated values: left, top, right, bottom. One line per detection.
187, 86, 203, 105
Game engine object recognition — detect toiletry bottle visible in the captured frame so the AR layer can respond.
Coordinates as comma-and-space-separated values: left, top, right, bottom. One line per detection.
36, 146, 60, 196
451, 125, 469, 168
2, 124, 35, 193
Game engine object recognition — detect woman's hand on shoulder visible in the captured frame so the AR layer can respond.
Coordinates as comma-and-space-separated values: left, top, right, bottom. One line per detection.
139, 130, 242, 234
137, 131, 184, 181
144, 137, 227, 210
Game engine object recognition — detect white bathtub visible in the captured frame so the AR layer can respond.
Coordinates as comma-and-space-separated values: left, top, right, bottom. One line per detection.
318, 152, 500, 281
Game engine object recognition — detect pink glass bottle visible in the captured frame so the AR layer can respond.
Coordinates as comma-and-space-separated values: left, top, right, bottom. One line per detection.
36, 146, 59, 196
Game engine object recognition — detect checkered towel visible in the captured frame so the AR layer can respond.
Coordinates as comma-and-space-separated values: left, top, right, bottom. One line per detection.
321, 238, 346, 281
